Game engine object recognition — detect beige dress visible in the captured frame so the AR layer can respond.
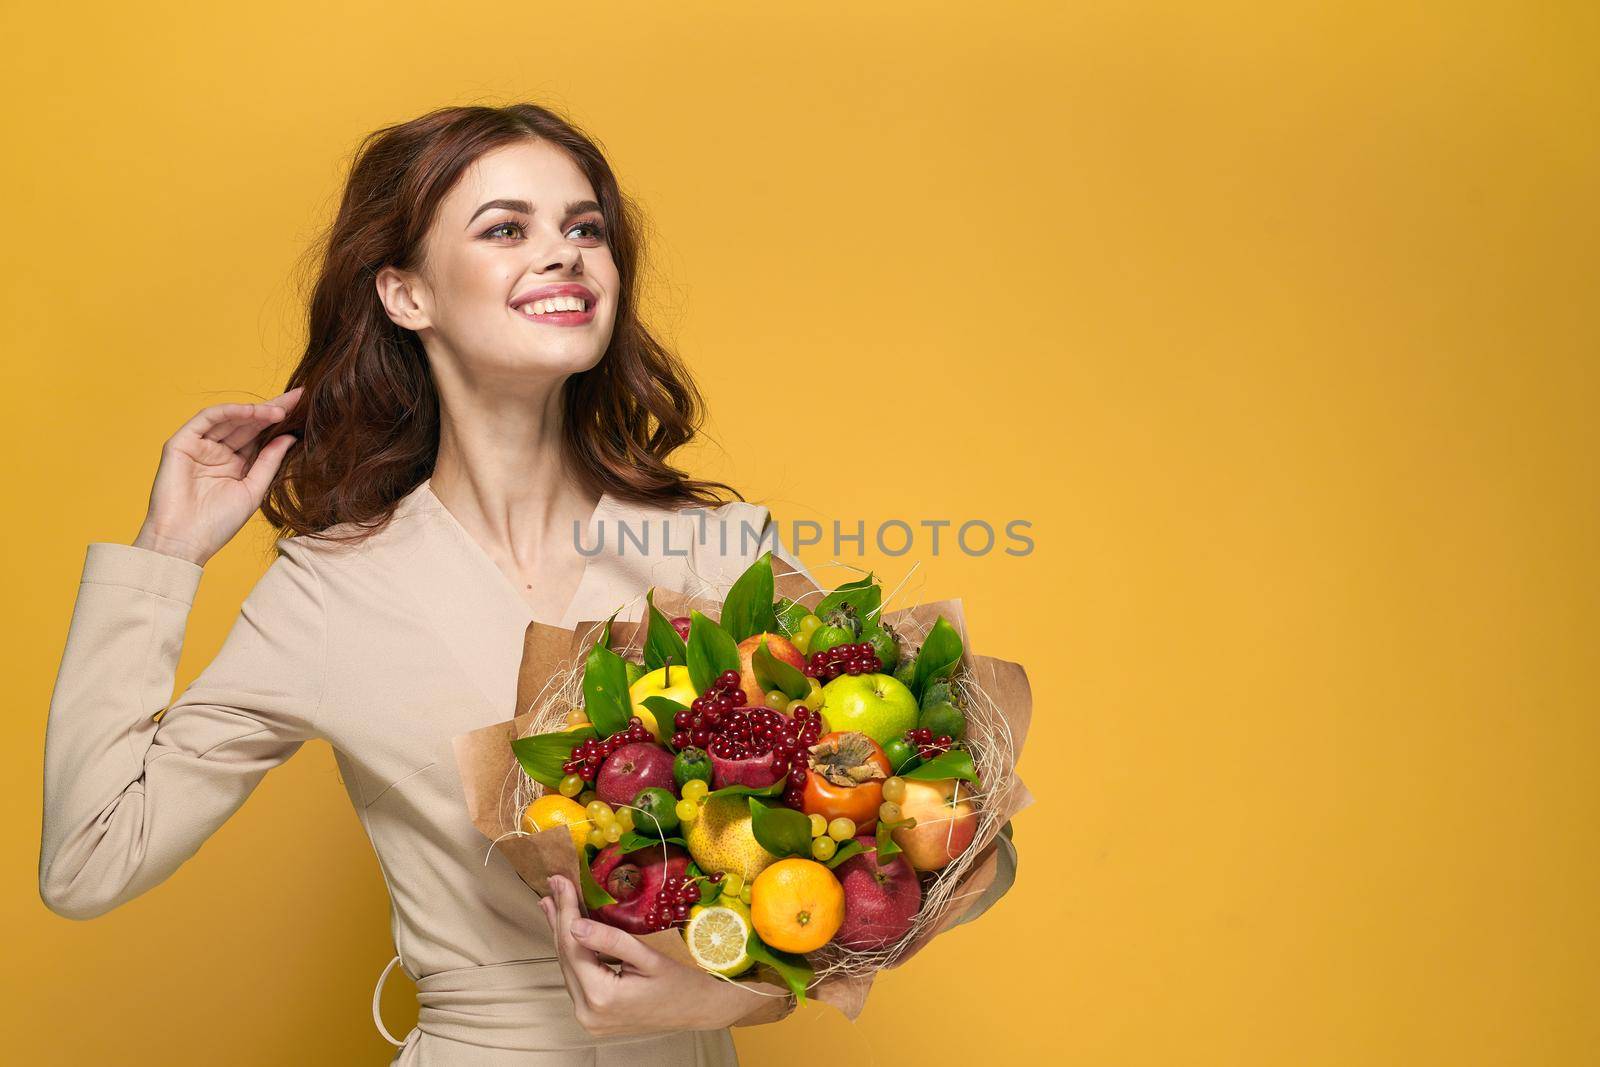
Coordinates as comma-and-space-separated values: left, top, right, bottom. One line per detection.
39, 477, 813, 1064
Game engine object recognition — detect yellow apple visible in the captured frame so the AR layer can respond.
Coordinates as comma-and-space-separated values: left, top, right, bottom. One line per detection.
626, 664, 698, 739
891, 777, 978, 871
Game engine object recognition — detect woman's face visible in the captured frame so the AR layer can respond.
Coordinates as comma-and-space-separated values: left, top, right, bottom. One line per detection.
378, 138, 620, 387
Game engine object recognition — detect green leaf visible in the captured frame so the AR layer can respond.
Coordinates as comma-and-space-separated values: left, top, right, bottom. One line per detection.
720, 552, 778, 643
643, 589, 688, 671
752, 636, 809, 700
901, 746, 981, 786
641, 695, 691, 720
641, 693, 689, 717
745, 931, 814, 1004
614, 830, 688, 853
910, 615, 964, 700
817, 574, 881, 622
511, 727, 597, 789
705, 776, 788, 803
687, 610, 742, 694
874, 818, 903, 863
824, 839, 866, 869
774, 597, 810, 639
578, 854, 616, 909
582, 633, 633, 738
748, 797, 813, 858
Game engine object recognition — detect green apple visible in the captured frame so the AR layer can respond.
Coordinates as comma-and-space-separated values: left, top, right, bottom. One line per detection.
817, 673, 920, 746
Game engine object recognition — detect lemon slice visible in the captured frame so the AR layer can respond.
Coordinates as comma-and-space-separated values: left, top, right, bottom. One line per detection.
684, 906, 754, 977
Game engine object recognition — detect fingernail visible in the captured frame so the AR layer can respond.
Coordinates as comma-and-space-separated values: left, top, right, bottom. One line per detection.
572, 919, 593, 937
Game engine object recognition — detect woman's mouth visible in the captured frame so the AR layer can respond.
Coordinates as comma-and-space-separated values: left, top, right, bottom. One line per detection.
512, 294, 596, 326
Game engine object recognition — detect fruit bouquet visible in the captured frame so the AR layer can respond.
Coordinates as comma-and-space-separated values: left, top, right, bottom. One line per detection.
452, 553, 1033, 1017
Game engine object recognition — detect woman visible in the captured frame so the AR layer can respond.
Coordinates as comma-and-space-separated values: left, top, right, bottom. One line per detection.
39, 103, 807, 1063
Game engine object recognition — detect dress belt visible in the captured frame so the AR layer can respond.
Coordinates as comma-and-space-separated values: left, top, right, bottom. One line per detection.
373, 953, 691, 1053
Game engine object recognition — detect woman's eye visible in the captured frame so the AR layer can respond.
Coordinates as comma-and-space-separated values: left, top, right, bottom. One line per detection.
482, 219, 605, 242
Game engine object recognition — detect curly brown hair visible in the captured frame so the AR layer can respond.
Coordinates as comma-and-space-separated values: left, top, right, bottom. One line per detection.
257, 102, 738, 543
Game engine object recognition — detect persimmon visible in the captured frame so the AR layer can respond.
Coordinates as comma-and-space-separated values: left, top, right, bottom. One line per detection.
800, 730, 891, 829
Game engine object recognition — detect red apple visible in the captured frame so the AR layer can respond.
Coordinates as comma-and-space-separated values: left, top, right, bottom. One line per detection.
735, 632, 807, 707
834, 836, 921, 949
891, 777, 979, 871
595, 742, 675, 807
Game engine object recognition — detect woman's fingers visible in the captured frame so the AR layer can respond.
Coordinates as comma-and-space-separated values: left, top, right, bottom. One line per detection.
266, 384, 305, 412
219, 405, 287, 450
241, 433, 296, 499
541, 895, 590, 1012
552, 877, 618, 988
568, 917, 664, 975
546, 878, 609, 1010
177, 402, 257, 444
540, 895, 591, 1016
180, 389, 302, 448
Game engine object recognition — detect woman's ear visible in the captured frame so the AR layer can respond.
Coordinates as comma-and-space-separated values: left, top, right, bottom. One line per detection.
375, 265, 431, 330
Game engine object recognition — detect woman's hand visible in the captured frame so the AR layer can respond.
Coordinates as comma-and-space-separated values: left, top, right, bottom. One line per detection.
540, 875, 793, 1036
132, 387, 304, 567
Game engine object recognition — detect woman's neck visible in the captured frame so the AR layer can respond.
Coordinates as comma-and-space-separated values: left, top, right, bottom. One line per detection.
427, 384, 601, 572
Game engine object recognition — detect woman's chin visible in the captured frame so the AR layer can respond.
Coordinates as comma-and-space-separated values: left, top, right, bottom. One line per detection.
473, 346, 608, 385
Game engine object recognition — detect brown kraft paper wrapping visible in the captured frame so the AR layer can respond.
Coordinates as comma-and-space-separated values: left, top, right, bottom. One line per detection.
452, 573, 1032, 1020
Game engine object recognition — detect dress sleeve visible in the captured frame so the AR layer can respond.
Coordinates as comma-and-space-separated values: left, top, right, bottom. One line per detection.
39, 539, 327, 920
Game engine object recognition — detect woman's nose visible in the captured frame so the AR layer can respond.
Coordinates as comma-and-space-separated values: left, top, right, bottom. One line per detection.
532, 234, 582, 274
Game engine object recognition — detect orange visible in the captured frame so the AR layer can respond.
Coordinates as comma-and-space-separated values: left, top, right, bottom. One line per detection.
521, 794, 589, 851
749, 858, 845, 953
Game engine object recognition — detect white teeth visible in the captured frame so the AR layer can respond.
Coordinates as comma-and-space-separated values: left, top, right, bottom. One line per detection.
519, 295, 587, 316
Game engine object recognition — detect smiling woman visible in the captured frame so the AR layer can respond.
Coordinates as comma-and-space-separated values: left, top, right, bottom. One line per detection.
39, 102, 810, 1065
260, 105, 736, 542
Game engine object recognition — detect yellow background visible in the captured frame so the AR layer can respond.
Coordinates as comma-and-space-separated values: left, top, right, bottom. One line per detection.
3, 2, 1595, 1063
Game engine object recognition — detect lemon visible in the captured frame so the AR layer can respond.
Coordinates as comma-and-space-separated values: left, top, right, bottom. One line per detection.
521, 795, 589, 850
684, 906, 754, 977
692, 893, 751, 923
684, 795, 780, 881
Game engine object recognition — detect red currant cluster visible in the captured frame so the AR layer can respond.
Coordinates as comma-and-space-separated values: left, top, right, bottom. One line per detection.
905, 727, 955, 761
804, 642, 882, 682
560, 717, 654, 782
670, 670, 746, 749
640, 872, 707, 931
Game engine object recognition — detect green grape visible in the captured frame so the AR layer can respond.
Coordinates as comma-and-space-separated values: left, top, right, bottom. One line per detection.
681, 779, 709, 801
586, 800, 613, 825
603, 824, 622, 843
722, 872, 744, 898
827, 817, 856, 841
615, 807, 635, 832
578, 790, 597, 807
739, 886, 752, 905
765, 690, 791, 712
808, 813, 828, 838
585, 828, 606, 849
811, 836, 837, 861
882, 776, 907, 804
558, 774, 584, 798
879, 801, 902, 824
675, 799, 700, 823
799, 614, 823, 634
